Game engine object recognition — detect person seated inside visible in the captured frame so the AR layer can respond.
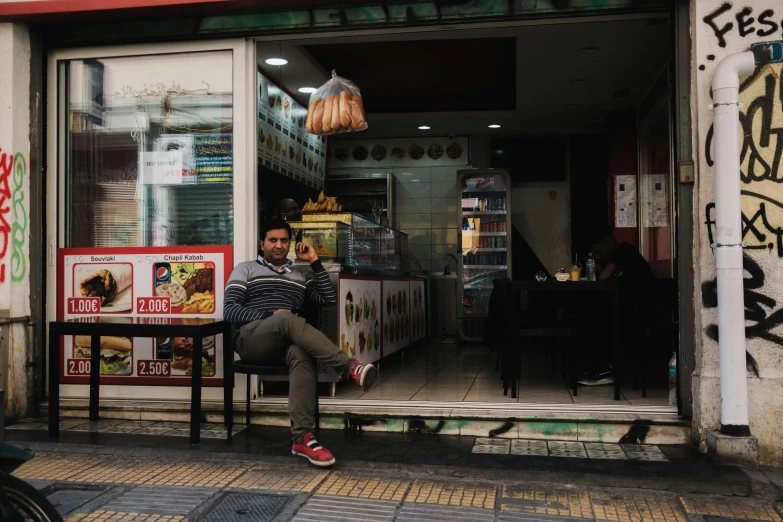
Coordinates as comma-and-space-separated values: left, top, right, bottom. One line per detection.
577, 235, 654, 386
275, 197, 301, 219
224, 218, 377, 467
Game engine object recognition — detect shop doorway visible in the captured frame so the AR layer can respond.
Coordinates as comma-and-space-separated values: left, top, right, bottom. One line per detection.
252, 14, 677, 411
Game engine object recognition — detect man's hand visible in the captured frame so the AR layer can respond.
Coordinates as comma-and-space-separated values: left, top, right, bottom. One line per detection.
295, 242, 319, 263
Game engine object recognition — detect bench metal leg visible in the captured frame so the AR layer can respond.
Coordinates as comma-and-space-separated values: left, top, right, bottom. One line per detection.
315, 383, 320, 437
190, 336, 203, 444
330, 382, 336, 397
48, 330, 60, 439
246, 375, 251, 426
89, 335, 101, 421
224, 327, 233, 442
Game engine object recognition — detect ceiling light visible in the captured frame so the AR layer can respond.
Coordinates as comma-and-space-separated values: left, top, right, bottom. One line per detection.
578, 46, 600, 54
418, 126, 431, 130
298, 87, 317, 94
265, 58, 288, 66
567, 104, 583, 109
488, 124, 501, 129
570, 78, 590, 85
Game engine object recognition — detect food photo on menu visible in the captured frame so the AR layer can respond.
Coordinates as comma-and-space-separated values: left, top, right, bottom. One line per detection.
153, 261, 216, 314
74, 263, 134, 312
73, 335, 133, 375
170, 336, 216, 377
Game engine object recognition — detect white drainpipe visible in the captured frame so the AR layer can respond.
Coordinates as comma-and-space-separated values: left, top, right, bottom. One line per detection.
711, 50, 755, 436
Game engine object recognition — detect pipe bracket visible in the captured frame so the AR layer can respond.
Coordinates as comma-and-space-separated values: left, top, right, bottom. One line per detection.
709, 102, 744, 109
711, 242, 746, 248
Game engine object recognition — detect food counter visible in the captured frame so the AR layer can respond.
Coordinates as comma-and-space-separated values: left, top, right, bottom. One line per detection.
286, 213, 425, 380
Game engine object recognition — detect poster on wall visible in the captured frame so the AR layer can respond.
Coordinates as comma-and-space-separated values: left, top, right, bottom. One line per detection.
410, 279, 426, 343
327, 137, 469, 169
257, 70, 326, 189
382, 279, 411, 357
57, 246, 232, 386
614, 175, 637, 228
338, 278, 381, 365
642, 174, 669, 227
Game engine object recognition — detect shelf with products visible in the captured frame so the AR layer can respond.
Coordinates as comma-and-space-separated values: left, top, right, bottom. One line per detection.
463, 265, 508, 269
462, 248, 506, 253
462, 211, 507, 216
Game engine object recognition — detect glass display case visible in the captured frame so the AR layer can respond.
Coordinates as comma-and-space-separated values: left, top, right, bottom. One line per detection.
457, 170, 512, 342
293, 213, 409, 270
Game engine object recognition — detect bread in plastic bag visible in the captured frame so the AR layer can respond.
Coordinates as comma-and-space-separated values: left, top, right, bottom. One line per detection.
306, 70, 367, 136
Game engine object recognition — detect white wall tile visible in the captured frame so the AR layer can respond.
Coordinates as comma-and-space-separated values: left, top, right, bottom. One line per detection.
431, 213, 457, 229
404, 229, 433, 245
430, 166, 460, 183
396, 182, 432, 199
430, 197, 458, 213
396, 198, 434, 213
398, 213, 432, 229
393, 167, 431, 183
432, 228, 458, 245
430, 181, 458, 199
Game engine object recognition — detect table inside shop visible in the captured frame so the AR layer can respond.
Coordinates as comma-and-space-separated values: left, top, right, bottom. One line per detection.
48, 317, 231, 444
511, 280, 621, 400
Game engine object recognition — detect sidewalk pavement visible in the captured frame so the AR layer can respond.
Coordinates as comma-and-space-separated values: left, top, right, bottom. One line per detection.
5, 421, 783, 522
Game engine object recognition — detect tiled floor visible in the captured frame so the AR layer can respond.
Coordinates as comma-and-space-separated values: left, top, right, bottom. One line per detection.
272, 344, 671, 405
473, 438, 669, 461
5, 419, 246, 439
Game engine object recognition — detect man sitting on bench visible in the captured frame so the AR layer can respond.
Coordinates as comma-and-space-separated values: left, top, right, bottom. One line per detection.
224, 218, 377, 467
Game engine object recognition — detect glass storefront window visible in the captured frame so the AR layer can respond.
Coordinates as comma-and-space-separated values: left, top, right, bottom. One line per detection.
61, 51, 234, 248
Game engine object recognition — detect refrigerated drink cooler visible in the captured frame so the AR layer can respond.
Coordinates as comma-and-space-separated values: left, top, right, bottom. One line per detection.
457, 169, 512, 342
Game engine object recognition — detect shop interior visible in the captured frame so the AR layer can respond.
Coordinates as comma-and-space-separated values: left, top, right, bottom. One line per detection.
254, 15, 676, 408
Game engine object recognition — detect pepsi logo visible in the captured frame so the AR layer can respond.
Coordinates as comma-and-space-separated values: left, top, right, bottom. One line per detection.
156, 267, 169, 279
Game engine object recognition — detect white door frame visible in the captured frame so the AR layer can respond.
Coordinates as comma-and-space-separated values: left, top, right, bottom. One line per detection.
46, 38, 257, 402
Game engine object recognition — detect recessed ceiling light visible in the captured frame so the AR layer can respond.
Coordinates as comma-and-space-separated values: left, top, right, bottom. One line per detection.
578, 46, 600, 54
298, 87, 317, 94
567, 104, 583, 109
265, 58, 288, 66
570, 78, 590, 85
488, 124, 501, 129
418, 126, 431, 130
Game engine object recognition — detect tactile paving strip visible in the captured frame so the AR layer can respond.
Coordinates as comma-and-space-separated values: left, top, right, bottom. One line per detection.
13, 455, 104, 482
66, 511, 186, 521
396, 502, 494, 521
316, 473, 410, 501
229, 466, 328, 492
292, 494, 398, 521
591, 492, 687, 522
502, 486, 593, 519
407, 479, 496, 509
681, 498, 782, 522
199, 492, 291, 522
100, 485, 217, 515
141, 460, 251, 488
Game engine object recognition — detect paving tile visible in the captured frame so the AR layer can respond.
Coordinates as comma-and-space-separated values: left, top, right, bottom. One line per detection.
100, 485, 216, 515
5, 422, 49, 430
67, 511, 187, 521
292, 495, 398, 522
501, 486, 593, 519
548, 441, 588, 458
475, 437, 511, 446
587, 449, 628, 460
13, 455, 103, 482
229, 466, 328, 493
625, 450, 669, 462
681, 497, 782, 521
69, 458, 174, 484
622, 444, 664, 454
201, 492, 292, 522
142, 460, 251, 488
397, 502, 494, 521
407, 479, 496, 509
317, 473, 410, 501
591, 492, 687, 522
472, 444, 510, 454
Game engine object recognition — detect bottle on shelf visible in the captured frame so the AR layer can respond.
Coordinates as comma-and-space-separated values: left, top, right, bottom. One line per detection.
586, 252, 596, 281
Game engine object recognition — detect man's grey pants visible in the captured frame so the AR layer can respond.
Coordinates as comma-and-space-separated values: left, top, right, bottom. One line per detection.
236, 312, 353, 443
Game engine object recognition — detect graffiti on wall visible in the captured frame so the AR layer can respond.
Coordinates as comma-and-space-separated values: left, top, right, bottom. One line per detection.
0, 148, 27, 284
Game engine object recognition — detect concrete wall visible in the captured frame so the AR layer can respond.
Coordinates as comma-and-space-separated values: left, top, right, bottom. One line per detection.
692, 1, 783, 466
0, 23, 32, 419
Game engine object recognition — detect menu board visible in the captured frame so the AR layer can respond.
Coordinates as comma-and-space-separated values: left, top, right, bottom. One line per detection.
382, 279, 411, 357
257, 70, 327, 189
338, 277, 381, 365
57, 246, 232, 386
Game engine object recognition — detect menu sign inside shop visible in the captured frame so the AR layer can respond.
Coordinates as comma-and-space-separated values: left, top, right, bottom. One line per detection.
57, 246, 232, 386
142, 133, 233, 186
257, 70, 326, 189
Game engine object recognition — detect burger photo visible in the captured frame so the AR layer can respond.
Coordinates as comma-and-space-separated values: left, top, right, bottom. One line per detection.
74, 335, 132, 375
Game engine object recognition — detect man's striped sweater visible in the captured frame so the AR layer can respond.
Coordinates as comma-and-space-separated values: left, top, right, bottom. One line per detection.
224, 256, 337, 338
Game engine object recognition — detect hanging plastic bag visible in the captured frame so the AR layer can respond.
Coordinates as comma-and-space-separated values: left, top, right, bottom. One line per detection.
306, 70, 368, 136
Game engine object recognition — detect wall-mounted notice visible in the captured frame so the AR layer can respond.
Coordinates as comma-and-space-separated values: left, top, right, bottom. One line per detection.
258, 70, 326, 189
57, 246, 232, 386
643, 174, 669, 227
615, 175, 637, 228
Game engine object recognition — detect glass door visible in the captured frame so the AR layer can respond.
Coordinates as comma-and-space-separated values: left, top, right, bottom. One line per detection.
457, 170, 511, 341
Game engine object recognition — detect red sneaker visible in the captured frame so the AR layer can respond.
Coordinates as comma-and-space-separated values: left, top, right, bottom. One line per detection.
292, 433, 335, 467
349, 360, 377, 391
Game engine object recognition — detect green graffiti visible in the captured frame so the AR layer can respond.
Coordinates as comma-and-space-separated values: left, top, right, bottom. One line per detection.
10, 152, 27, 282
